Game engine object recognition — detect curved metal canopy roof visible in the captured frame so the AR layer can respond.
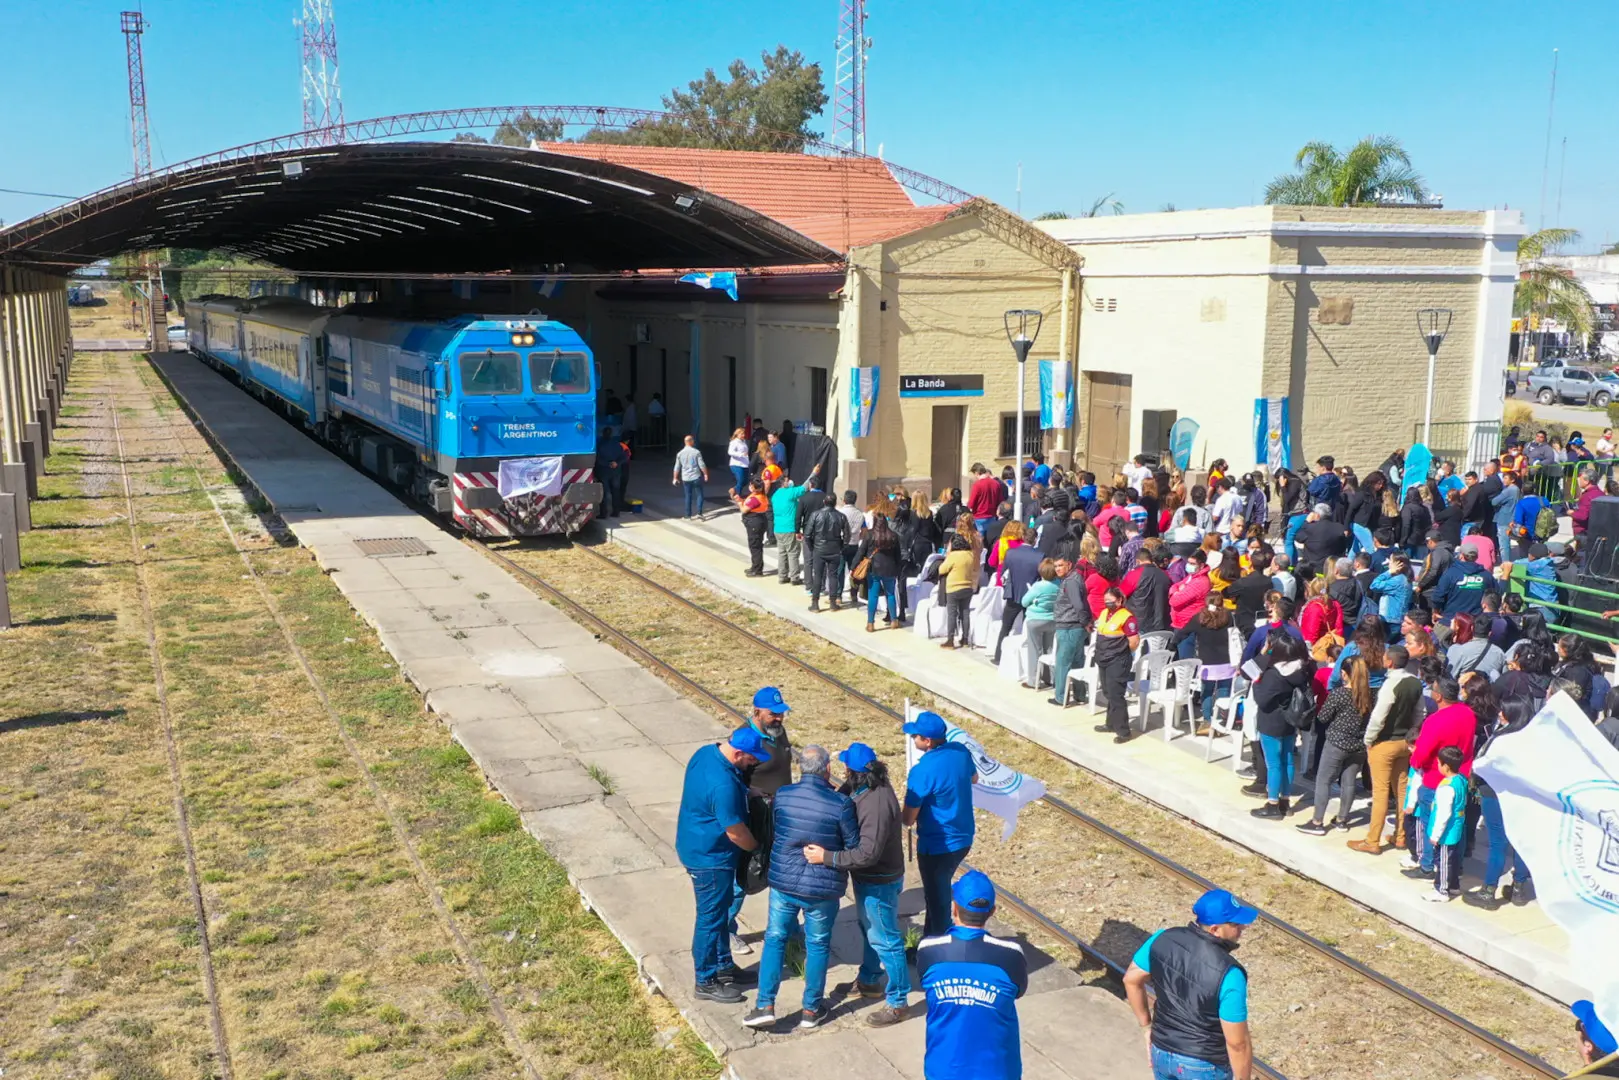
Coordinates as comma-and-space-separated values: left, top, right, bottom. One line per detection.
0, 120, 856, 275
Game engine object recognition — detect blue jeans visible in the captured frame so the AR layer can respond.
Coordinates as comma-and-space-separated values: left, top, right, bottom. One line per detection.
1201, 677, 1232, 722
1151, 1047, 1233, 1080
1259, 730, 1296, 801
729, 464, 748, 496
917, 845, 971, 937
974, 517, 991, 535
1350, 522, 1374, 556
1415, 783, 1436, 871
1284, 513, 1307, 564
682, 479, 705, 517
755, 891, 840, 1011
853, 879, 911, 1007
1052, 627, 1087, 704
1479, 795, 1530, 888
727, 879, 745, 937
866, 575, 898, 623
687, 867, 736, 983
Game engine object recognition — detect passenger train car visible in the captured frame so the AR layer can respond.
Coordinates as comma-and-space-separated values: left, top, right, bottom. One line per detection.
186, 295, 601, 536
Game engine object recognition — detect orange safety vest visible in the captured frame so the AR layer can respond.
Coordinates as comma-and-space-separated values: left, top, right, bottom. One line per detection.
1097, 608, 1133, 637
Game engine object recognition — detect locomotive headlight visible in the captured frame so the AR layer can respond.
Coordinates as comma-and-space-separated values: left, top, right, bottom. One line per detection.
510, 332, 535, 346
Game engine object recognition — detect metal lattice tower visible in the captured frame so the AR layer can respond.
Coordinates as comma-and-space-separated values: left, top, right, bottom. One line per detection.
121, 11, 153, 178
300, 0, 344, 144
832, 0, 868, 154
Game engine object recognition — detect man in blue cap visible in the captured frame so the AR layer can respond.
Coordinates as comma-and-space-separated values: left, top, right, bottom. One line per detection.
1573, 1001, 1619, 1076
915, 869, 1027, 1080
902, 710, 978, 937
1123, 888, 1257, 1080
675, 726, 770, 1004
743, 686, 795, 798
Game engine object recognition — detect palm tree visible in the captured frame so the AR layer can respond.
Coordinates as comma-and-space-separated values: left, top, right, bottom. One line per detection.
1515, 227, 1593, 336
1264, 136, 1428, 206
1081, 193, 1124, 217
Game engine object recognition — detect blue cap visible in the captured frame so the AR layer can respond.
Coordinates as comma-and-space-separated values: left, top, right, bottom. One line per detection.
752, 686, 790, 714
903, 710, 948, 740
727, 725, 773, 762
951, 869, 996, 912
1575, 1001, 1618, 1055
839, 742, 878, 771
1192, 888, 1259, 927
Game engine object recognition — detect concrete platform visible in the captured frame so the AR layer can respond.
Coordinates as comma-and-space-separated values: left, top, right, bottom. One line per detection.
148, 351, 1149, 1079
604, 462, 1582, 1008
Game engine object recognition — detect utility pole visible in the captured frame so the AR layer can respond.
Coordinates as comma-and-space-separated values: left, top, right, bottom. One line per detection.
300, 0, 345, 146
832, 0, 868, 153
122, 10, 163, 348
1538, 47, 1558, 231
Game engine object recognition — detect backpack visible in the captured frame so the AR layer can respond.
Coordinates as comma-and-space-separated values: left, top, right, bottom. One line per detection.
1534, 504, 1558, 541
1280, 683, 1317, 731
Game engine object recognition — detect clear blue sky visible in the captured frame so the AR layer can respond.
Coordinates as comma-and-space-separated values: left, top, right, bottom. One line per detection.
4, 0, 1616, 248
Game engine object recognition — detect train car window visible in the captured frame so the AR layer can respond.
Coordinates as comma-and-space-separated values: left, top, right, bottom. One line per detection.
458, 350, 522, 395
528, 350, 591, 394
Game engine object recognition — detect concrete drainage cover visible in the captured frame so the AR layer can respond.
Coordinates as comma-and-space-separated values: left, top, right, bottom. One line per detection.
481, 651, 567, 678
353, 536, 431, 558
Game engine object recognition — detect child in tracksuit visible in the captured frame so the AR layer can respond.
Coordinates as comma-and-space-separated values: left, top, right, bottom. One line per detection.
1401, 763, 1425, 864
1426, 746, 1468, 901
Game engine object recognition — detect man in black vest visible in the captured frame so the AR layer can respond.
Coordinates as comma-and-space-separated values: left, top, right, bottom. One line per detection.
1123, 889, 1256, 1080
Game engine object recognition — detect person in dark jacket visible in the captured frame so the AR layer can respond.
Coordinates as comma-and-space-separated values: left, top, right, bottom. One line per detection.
804, 743, 909, 1026
1429, 542, 1496, 623
1398, 486, 1432, 558
803, 499, 850, 613
1326, 557, 1363, 622
1123, 546, 1172, 633
741, 686, 795, 797
743, 745, 860, 1031
1123, 889, 1257, 1080
855, 515, 903, 631
1090, 586, 1142, 742
1249, 630, 1315, 819
1296, 503, 1350, 579
994, 538, 1045, 665
1306, 457, 1342, 513
1225, 547, 1276, 637
1415, 531, 1454, 604
1462, 460, 1504, 533
1277, 468, 1308, 563
935, 488, 964, 534
595, 427, 628, 517
1431, 489, 1466, 547
1049, 555, 1095, 707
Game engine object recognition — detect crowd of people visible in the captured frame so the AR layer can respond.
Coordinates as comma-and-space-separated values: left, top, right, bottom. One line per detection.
714, 437, 1619, 916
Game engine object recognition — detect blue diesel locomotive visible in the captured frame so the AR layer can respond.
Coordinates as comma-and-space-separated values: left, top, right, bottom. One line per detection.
186, 295, 602, 536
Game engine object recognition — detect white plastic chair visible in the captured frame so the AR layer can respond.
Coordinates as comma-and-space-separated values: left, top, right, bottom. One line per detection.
1143, 658, 1202, 742
969, 585, 1007, 650
1206, 678, 1253, 770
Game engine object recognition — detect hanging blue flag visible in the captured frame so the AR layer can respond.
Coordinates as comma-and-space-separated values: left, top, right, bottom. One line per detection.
1168, 417, 1200, 470
1038, 360, 1072, 430
1252, 397, 1293, 471
849, 366, 879, 438
678, 271, 739, 301
1402, 443, 1432, 499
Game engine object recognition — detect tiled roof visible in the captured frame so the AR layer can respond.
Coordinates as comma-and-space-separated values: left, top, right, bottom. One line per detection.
534, 142, 944, 250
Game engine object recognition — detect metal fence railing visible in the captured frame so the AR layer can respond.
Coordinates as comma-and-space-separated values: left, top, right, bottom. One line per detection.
1513, 457, 1619, 507
1414, 420, 1502, 474
1507, 562, 1619, 650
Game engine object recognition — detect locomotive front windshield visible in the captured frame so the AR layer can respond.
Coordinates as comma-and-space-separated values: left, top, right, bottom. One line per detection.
529, 350, 590, 394
458, 350, 522, 395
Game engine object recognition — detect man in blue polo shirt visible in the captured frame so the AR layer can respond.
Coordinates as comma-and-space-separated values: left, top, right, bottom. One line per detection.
676, 726, 771, 1004
916, 870, 1027, 1080
902, 711, 978, 937
1123, 889, 1256, 1080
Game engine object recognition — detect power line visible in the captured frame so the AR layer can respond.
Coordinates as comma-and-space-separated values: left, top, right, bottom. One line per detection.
0, 186, 74, 199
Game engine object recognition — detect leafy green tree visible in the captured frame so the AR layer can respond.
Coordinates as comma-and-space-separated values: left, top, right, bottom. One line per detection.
1264, 136, 1427, 206
451, 131, 488, 144
491, 111, 565, 147
1033, 211, 1071, 220
1032, 195, 1123, 221
1515, 227, 1593, 336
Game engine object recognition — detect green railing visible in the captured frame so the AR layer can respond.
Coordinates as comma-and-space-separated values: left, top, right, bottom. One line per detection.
1515, 457, 1619, 506
1506, 561, 1619, 648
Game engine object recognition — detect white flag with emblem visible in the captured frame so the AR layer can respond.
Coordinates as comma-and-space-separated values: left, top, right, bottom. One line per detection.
1473, 692, 1619, 1036
903, 701, 1046, 840
497, 456, 564, 499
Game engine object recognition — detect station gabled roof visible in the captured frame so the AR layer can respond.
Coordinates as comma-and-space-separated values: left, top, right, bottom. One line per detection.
0, 139, 847, 276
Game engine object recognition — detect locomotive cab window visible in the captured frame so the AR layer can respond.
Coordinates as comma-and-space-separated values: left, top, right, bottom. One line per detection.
458, 350, 522, 395
529, 350, 590, 394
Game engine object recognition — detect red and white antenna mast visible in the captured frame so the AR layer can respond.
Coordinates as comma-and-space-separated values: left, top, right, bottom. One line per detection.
300, 0, 345, 145
122, 10, 153, 178
832, 0, 868, 154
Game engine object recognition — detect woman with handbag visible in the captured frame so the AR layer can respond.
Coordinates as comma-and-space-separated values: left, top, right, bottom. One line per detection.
854, 515, 902, 632
1296, 654, 1373, 835
1300, 578, 1344, 662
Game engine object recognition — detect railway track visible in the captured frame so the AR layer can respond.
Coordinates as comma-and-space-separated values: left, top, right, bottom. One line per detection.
472, 536, 1564, 1080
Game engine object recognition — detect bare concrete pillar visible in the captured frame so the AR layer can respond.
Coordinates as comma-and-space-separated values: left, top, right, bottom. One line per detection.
0, 270, 28, 533
0, 487, 18, 575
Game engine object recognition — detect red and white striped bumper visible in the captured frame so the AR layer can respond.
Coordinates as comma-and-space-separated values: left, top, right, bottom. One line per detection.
451, 468, 598, 537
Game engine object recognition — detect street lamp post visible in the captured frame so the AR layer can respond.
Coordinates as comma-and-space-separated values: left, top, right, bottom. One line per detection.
1004, 308, 1044, 523
1417, 308, 1453, 446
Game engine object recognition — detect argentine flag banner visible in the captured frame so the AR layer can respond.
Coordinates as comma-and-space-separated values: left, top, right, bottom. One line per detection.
1474, 692, 1619, 1037
850, 366, 879, 438
903, 701, 1046, 840
1038, 360, 1072, 430
678, 271, 739, 301
1252, 396, 1293, 471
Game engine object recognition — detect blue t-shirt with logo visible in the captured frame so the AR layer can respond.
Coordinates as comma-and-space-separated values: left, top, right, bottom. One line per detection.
918, 926, 1028, 1080
1131, 930, 1248, 1022
905, 742, 977, 855
675, 744, 748, 870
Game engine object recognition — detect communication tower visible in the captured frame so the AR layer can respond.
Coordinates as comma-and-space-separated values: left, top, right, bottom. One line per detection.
121, 10, 153, 178
832, 0, 868, 154
300, 0, 345, 144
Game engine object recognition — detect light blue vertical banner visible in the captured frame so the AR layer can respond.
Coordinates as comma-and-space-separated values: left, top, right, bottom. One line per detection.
849, 366, 879, 437
688, 319, 702, 441
1168, 417, 1200, 470
1038, 360, 1072, 430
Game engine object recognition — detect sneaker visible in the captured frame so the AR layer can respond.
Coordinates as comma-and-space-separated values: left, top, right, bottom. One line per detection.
716, 964, 757, 987
697, 981, 745, 1005
1398, 855, 1421, 870
1250, 802, 1285, 820
730, 934, 753, 956
1093, 724, 1114, 734
1509, 880, 1535, 907
1463, 887, 1504, 910
799, 1003, 831, 1030
1400, 866, 1435, 880
856, 981, 885, 999
744, 568, 764, 577
1047, 697, 1068, 708
865, 1005, 909, 1028
1423, 891, 1455, 903
1240, 781, 1268, 798
1113, 732, 1135, 744
1295, 821, 1329, 836
741, 1006, 776, 1029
